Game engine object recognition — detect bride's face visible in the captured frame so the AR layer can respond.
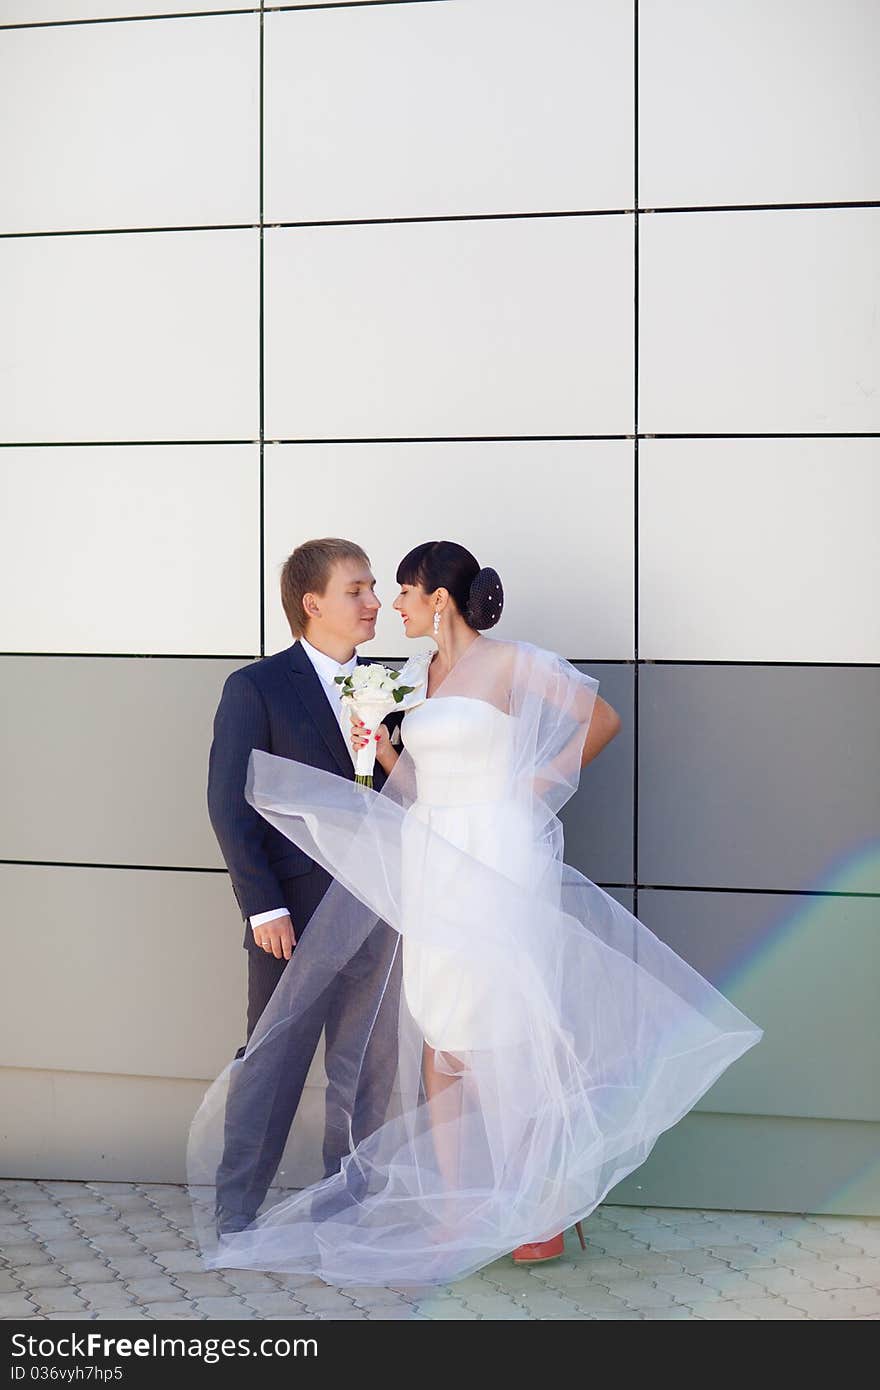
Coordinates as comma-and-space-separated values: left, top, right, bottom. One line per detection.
392, 581, 436, 638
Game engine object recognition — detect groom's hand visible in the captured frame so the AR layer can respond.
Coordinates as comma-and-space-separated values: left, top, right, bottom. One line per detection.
252, 914, 295, 960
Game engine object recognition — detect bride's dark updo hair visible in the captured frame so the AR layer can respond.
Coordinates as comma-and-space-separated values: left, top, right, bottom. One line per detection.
396, 541, 504, 631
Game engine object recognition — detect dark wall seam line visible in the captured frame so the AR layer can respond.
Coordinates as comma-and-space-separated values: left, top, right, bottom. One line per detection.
4, 203, 878, 240
0, 9, 259, 32
1, 654, 876, 669
4, 433, 875, 448
1, 860, 875, 899
0, 2, 450, 32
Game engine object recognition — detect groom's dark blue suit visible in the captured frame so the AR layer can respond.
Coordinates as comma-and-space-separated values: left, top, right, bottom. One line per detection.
207, 638, 402, 1232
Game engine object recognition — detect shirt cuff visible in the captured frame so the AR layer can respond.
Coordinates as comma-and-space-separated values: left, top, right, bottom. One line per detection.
249, 907, 289, 928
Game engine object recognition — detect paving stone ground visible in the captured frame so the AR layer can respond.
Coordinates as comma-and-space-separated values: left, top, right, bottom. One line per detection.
1, 1180, 878, 1321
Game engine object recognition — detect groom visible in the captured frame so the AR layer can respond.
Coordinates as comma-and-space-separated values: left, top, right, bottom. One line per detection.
207, 537, 402, 1235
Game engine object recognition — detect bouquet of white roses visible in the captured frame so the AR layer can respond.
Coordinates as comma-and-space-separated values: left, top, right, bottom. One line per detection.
335, 652, 431, 787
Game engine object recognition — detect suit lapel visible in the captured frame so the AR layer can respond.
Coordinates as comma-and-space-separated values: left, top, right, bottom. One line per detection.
286, 641, 354, 778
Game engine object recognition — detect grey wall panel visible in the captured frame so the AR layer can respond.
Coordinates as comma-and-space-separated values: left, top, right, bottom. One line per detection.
638, 665, 880, 893
560, 663, 634, 884
6, 1067, 875, 1209
609, 1110, 880, 1218
606, 888, 634, 915
0, 657, 249, 869
0, 1068, 213, 1185
0, 865, 246, 1081
638, 890, 880, 1124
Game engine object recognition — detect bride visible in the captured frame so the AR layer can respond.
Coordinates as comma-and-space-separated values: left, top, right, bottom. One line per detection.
188, 540, 763, 1286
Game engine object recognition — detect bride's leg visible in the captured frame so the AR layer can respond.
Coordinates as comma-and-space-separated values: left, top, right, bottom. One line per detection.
422, 1042, 466, 1190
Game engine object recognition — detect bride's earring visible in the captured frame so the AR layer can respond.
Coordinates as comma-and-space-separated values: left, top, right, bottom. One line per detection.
433, 610, 441, 635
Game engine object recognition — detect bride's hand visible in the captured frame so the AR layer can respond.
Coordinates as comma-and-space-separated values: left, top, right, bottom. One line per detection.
350, 715, 394, 766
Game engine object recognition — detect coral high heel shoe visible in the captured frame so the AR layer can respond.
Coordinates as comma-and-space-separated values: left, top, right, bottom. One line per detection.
512, 1222, 587, 1264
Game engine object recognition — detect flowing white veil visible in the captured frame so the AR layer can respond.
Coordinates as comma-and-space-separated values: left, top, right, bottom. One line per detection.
187, 635, 762, 1286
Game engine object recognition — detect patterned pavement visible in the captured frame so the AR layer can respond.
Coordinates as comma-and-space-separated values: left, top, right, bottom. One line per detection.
1, 1180, 879, 1321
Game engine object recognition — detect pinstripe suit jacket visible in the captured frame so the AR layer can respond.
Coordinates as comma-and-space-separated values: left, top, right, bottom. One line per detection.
207, 639, 401, 951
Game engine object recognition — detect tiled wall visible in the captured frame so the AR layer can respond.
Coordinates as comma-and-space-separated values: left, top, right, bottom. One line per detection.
1, 1, 877, 1212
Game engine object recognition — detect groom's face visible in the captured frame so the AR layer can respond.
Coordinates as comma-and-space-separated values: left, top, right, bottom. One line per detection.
305, 558, 381, 647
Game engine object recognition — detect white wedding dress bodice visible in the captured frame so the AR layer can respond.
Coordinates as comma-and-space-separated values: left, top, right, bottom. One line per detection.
402, 693, 515, 805
399, 695, 537, 1051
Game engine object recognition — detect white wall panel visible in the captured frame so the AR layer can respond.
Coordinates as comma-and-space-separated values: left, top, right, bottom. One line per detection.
264, 216, 634, 439
0, 230, 260, 443
640, 0, 880, 207
263, 440, 634, 658
0, 446, 260, 653
265, 0, 633, 222
639, 438, 880, 663
0, 13, 259, 234
640, 208, 880, 433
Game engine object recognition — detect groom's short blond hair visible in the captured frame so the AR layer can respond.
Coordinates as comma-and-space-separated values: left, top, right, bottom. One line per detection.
281, 538, 371, 638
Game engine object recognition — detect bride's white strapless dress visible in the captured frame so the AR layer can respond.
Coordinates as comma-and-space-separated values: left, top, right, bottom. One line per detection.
399, 695, 534, 1051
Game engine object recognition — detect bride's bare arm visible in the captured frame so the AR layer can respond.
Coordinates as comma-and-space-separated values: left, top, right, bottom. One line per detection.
579, 695, 621, 767
527, 661, 621, 799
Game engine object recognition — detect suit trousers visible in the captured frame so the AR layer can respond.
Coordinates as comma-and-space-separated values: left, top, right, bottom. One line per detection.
215, 902, 401, 1230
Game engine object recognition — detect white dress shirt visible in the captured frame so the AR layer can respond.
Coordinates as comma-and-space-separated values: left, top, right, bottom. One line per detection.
249, 638, 358, 931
